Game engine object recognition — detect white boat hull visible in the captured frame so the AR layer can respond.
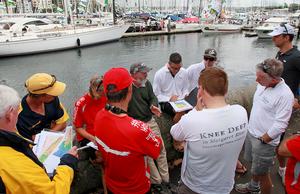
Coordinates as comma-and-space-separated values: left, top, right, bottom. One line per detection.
0, 25, 129, 57
201, 24, 241, 35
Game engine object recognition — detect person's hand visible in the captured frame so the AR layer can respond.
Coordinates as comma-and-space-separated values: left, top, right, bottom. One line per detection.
293, 98, 300, 109
150, 105, 161, 117
88, 136, 96, 145
195, 96, 204, 111
68, 146, 79, 158
260, 133, 273, 144
170, 95, 178, 102
173, 141, 185, 152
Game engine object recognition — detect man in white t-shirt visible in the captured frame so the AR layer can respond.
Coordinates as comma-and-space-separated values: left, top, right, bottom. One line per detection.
235, 58, 294, 194
171, 67, 248, 194
153, 52, 189, 122
186, 48, 218, 92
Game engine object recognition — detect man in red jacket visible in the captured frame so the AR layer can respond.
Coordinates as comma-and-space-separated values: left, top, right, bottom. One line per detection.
94, 67, 162, 194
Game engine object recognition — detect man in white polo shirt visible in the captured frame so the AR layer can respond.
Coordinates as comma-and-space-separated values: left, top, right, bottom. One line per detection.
153, 52, 189, 122
235, 58, 294, 194
171, 67, 248, 194
186, 48, 218, 92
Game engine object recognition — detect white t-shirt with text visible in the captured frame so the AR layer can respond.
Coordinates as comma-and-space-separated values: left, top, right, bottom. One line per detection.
171, 105, 248, 194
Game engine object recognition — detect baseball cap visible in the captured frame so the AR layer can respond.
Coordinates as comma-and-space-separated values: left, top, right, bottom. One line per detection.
103, 67, 133, 93
204, 48, 217, 59
268, 23, 295, 37
129, 63, 152, 74
25, 73, 66, 96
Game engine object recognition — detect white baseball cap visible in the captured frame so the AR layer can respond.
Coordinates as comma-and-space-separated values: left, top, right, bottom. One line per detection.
268, 23, 295, 37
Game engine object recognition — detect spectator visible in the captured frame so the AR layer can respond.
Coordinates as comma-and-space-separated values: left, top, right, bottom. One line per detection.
171, 67, 248, 194
235, 59, 294, 194
17, 73, 69, 140
94, 67, 162, 194
0, 85, 78, 194
269, 23, 300, 183
279, 134, 300, 194
186, 48, 218, 92
153, 52, 189, 123
127, 63, 171, 193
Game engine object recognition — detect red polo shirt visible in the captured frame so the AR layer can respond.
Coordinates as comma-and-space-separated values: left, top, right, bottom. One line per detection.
73, 94, 106, 141
94, 109, 161, 194
285, 136, 300, 194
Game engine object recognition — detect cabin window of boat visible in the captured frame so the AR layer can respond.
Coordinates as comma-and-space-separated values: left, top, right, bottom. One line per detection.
24, 21, 47, 26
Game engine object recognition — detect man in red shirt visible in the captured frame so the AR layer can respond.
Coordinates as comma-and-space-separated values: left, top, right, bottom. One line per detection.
94, 67, 162, 194
279, 134, 300, 194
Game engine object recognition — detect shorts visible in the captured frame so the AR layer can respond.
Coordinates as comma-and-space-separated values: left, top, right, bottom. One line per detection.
244, 132, 276, 175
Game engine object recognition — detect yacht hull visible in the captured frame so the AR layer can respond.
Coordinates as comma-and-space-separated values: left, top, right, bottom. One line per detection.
0, 25, 129, 57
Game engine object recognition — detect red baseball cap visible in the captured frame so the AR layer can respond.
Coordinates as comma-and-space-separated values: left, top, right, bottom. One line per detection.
103, 67, 133, 93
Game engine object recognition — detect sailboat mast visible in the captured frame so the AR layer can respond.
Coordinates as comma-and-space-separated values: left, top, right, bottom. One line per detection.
112, 0, 116, 24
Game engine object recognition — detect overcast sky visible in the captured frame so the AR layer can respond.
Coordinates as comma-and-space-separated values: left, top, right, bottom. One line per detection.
229, 0, 293, 7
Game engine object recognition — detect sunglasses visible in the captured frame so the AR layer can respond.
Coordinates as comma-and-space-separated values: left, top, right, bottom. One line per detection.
204, 57, 216, 62
280, 22, 288, 34
93, 78, 103, 92
28, 75, 57, 92
258, 62, 277, 78
261, 63, 270, 74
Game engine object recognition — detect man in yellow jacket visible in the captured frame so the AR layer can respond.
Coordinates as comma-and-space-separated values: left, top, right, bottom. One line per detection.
0, 84, 78, 194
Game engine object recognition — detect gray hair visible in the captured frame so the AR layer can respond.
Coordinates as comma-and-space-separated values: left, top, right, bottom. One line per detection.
256, 58, 283, 79
0, 85, 20, 118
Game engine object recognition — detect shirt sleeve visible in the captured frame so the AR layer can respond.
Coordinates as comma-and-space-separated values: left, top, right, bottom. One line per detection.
147, 81, 159, 107
178, 70, 190, 99
286, 136, 300, 161
153, 71, 170, 102
1, 149, 74, 194
267, 94, 294, 139
73, 100, 84, 128
136, 121, 162, 160
170, 122, 186, 141
55, 103, 70, 125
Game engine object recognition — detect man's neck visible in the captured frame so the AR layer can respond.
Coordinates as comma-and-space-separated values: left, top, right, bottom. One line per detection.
0, 122, 16, 133
26, 96, 45, 115
279, 43, 293, 54
109, 101, 128, 112
203, 96, 227, 109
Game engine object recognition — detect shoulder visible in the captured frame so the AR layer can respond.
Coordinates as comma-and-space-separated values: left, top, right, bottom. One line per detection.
229, 104, 248, 115
75, 94, 89, 107
155, 66, 167, 76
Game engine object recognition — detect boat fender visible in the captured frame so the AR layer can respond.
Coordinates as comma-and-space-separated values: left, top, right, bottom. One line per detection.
77, 38, 81, 47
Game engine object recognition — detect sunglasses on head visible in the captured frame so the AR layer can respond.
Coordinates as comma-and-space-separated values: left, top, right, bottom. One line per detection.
204, 56, 216, 62
261, 62, 270, 74
27, 74, 57, 92
280, 22, 288, 34
94, 78, 103, 92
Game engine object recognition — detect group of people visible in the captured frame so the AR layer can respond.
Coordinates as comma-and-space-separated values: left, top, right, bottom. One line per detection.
0, 23, 300, 194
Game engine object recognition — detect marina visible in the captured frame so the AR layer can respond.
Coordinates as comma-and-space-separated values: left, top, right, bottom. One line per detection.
1, 0, 300, 194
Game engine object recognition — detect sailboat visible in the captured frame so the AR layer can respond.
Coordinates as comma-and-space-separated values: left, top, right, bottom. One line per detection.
0, 0, 129, 57
200, 0, 241, 35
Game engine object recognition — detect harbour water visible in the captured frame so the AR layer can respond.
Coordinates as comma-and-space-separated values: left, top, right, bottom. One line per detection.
0, 32, 299, 114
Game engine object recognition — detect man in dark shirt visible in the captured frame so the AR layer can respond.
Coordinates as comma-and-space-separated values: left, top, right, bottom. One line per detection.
269, 23, 300, 184
128, 63, 171, 193
17, 73, 69, 140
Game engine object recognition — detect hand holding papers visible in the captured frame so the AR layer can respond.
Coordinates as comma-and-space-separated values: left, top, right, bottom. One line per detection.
169, 99, 193, 112
33, 126, 73, 174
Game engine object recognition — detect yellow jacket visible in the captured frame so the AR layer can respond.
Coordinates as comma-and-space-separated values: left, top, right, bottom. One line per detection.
0, 130, 75, 194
